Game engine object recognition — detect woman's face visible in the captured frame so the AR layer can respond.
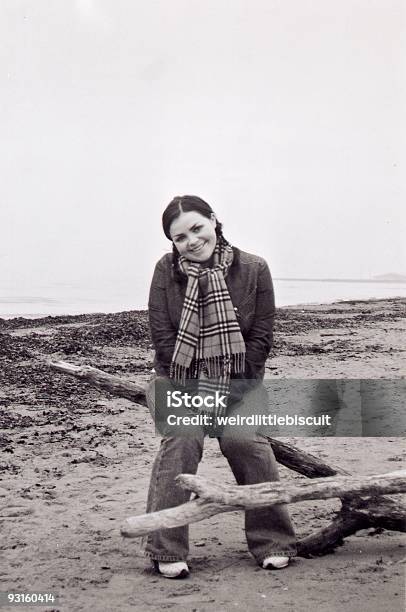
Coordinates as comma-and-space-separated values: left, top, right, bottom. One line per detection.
169, 210, 217, 263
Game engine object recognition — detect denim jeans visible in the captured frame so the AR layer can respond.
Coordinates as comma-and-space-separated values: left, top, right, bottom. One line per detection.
142, 377, 297, 564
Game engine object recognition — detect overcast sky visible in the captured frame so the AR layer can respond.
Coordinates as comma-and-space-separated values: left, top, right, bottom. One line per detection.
1, 0, 405, 300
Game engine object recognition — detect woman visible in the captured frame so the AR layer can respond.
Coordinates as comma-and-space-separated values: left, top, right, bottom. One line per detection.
143, 195, 296, 578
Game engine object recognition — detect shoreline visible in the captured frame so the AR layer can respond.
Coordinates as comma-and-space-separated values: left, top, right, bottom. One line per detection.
1, 291, 405, 321
1, 294, 405, 323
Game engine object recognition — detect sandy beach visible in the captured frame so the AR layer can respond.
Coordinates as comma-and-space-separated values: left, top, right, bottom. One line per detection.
0, 298, 405, 612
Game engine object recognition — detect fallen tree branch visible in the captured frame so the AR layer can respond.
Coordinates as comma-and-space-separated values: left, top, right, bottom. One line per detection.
297, 495, 406, 556
47, 360, 346, 478
296, 510, 367, 557
265, 438, 349, 478
348, 496, 406, 534
120, 469, 406, 538
48, 360, 147, 405
176, 471, 406, 506
120, 498, 237, 539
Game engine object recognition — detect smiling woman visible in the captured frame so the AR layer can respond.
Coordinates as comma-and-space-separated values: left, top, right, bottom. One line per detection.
169, 209, 217, 263
162, 195, 224, 265
140, 195, 297, 579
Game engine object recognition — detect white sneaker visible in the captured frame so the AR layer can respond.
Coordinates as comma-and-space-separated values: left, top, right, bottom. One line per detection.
153, 560, 189, 579
262, 555, 290, 570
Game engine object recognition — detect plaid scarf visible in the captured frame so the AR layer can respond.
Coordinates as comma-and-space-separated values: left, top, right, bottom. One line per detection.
170, 241, 246, 425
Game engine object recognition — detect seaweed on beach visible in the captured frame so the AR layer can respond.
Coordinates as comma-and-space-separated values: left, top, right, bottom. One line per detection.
50, 315, 151, 353
0, 310, 149, 331
0, 333, 34, 360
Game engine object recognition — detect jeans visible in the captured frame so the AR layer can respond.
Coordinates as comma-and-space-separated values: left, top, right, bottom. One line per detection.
142, 377, 297, 564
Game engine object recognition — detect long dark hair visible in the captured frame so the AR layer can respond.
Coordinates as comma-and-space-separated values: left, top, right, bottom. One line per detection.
162, 195, 229, 280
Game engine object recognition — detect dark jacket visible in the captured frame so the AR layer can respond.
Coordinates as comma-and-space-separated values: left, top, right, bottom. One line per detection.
148, 247, 275, 391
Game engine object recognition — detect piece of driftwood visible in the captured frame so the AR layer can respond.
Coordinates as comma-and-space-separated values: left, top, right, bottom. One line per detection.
47, 361, 345, 477
48, 359, 406, 557
120, 470, 406, 536
48, 360, 147, 405
178, 471, 406, 506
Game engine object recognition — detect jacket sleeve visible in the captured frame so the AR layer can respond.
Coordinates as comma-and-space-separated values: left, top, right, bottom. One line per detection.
244, 258, 275, 378
228, 259, 275, 405
148, 258, 177, 377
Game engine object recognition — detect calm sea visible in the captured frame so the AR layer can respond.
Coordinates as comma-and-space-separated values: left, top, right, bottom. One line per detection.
0, 279, 405, 319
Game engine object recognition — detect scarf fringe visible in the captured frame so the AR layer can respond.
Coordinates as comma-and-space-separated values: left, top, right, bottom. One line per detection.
170, 362, 194, 386
170, 352, 245, 385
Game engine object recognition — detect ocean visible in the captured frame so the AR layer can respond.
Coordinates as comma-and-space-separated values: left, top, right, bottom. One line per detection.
0, 279, 405, 319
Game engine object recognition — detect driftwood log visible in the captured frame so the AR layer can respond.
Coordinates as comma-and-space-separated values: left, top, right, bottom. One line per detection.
48, 360, 406, 557
121, 470, 406, 534
46, 362, 345, 476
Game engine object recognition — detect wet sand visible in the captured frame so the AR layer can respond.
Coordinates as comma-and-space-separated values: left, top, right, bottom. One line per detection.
0, 298, 405, 611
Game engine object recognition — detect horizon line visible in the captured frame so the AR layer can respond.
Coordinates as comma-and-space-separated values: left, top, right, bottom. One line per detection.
274, 277, 406, 284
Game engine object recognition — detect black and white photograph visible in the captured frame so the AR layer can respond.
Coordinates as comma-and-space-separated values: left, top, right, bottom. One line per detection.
1, 1, 405, 611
